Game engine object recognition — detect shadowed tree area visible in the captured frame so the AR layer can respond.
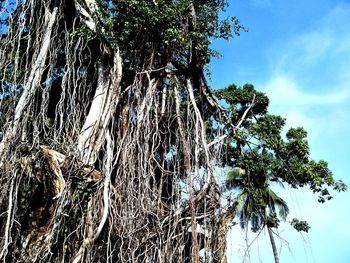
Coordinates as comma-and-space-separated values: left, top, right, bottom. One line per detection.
0, 0, 346, 262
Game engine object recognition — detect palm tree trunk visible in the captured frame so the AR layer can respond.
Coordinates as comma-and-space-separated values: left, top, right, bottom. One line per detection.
268, 227, 280, 263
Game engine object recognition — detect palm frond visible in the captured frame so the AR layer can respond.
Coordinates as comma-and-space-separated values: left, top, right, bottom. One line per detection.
266, 188, 289, 220
275, 197, 289, 221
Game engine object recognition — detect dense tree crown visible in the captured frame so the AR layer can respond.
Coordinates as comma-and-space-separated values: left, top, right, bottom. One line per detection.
0, 0, 346, 262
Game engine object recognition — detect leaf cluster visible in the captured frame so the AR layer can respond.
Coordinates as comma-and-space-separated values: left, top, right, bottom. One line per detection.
215, 83, 347, 233
93, 0, 246, 68
217, 84, 346, 202
290, 218, 311, 232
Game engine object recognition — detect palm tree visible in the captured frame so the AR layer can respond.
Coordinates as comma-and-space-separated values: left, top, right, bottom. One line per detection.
225, 168, 289, 263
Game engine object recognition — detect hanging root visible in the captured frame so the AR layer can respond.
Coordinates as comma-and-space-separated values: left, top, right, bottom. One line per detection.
0, 0, 237, 262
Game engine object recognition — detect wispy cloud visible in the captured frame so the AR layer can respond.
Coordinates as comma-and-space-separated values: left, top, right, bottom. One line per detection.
263, 75, 350, 106
228, 2, 350, 263
259, 2, 350, 145
265, 2, 350, 92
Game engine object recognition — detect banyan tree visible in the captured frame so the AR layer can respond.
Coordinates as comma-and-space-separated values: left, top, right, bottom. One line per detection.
0, 0, 346, 262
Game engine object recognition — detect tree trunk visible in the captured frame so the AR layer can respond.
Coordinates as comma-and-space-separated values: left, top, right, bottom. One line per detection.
213, 207, 235, 263
0, 6, 58, 158
268, 227, 280, 263
0, 1, 239, 262
77, 50, 122, 165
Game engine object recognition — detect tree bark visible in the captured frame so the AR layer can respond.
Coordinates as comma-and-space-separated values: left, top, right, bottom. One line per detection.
213, 207, 235, 263
0, 6, 58, 158
0, 1, 242, 262
77, 50, 122, 165
268, 227, 280, 263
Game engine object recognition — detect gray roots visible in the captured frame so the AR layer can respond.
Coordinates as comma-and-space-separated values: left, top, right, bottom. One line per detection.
0, 1, 237, 262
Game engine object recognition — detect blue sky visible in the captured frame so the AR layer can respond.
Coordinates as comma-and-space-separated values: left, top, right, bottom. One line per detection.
211, 0, 350, 262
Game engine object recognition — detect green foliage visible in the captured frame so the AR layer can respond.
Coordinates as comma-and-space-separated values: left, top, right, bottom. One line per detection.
99, 0, 188, 54
233, 185, 289, 232
69, 26, 95, 40
216, 83, 269, 124
266, 212, 280, 228
290, 218, 311, 232
227, 167, 245, 179
91, 0, 246, 67
218, 83, 346, 234
71, 181, 93, 215
219, 83, 346, 201
18, 180, 37, 211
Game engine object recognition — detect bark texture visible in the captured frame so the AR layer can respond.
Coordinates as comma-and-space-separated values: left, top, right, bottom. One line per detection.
0, 0, 237, 262
268, 227, 280, 263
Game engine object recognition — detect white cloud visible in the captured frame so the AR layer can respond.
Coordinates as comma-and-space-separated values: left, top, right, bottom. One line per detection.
262, 75, 350, 107
258, 2, 350, 146
266, 2, 350, 93
282, 110, 314, 135
260, 73, 350, 147
227, 2, 350, 263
